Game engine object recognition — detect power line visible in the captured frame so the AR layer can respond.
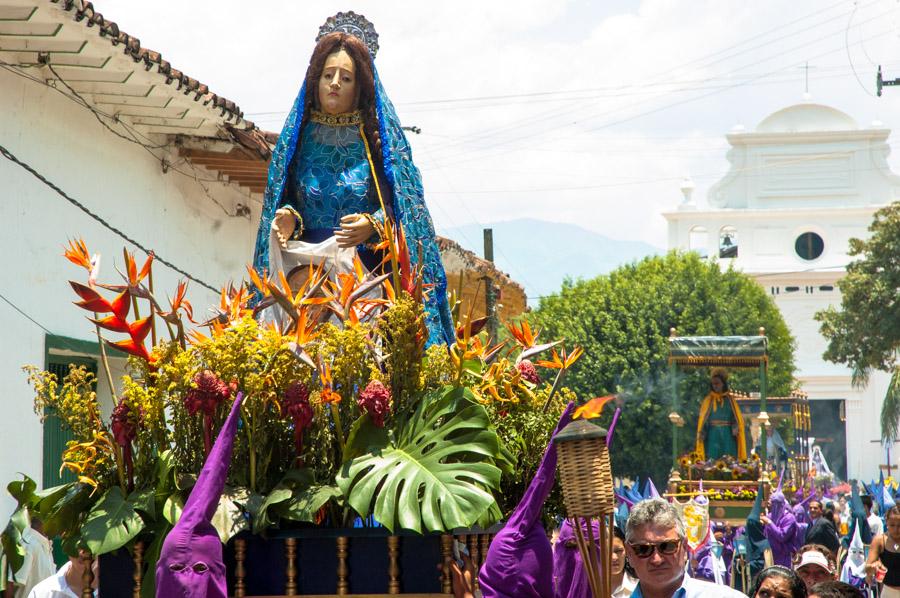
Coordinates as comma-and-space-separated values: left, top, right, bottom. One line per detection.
420, 143, 543, 294
0, 290, 52, 334
0, 59, 255, 216
426, 149, 895, 195
426, 3, 896, 165
431, 23, 897, 169
0, 142, 219, 293
846, 1, 877, 97
246, 0, 859, 120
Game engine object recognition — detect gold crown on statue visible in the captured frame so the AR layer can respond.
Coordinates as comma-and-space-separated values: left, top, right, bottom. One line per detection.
317, 11, 380, 58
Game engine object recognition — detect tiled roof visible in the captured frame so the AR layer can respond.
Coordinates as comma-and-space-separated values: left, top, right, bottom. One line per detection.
1, 0, 278, 193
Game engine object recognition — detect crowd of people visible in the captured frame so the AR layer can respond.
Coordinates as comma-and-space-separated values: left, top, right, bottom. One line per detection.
447, 403, 900, 598
451, 490, 895, 597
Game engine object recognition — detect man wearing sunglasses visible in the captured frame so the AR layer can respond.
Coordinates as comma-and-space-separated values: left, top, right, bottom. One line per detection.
626, 498, 747, 597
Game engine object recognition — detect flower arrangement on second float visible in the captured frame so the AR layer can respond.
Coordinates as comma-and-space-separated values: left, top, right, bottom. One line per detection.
4, 228, 589, 582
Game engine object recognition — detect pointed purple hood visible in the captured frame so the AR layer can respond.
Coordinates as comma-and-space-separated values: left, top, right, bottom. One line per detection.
478, 402, 575, 598
156, 392, 244, 598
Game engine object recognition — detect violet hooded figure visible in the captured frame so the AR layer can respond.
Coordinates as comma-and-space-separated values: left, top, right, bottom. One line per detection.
478, 402, 574, 598
763, 487, 798, 567
694, 522, 731, 585
156, 392, 244, 598
791, 490, 813, 554
553, 518, 595, 598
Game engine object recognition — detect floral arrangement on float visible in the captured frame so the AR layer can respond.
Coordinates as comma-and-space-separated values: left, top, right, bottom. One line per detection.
677, 452, 762, 484
1, 234, 584, 593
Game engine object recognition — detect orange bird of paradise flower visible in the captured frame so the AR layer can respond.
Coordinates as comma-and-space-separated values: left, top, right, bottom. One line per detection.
536, 346, 584, 370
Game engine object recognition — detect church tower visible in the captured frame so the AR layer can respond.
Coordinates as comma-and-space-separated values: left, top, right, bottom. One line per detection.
665, 100, 900, 481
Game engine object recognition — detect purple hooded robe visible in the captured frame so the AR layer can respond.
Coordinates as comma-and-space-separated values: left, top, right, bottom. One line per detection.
156, 393, 243, 598
478, 402, 574, 598
553, 518, 602, 598
764, 489, 798, 568
694, 522, 733, 585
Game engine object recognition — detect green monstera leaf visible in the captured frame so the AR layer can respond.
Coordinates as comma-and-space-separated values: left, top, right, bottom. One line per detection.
80, 487, 145, 555
337, 386, 502, 533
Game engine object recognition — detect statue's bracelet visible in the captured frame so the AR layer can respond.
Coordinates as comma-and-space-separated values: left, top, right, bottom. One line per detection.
280, 206, 304, 240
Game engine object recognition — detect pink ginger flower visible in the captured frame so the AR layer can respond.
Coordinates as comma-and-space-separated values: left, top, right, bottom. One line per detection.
282, 382, 313, 429
282, 381, 313, 465
358, 380, 391, 428
184, 370, 231, 417
111, 399, 142, 491
184, 370, 232, 456
517, 359, 540, 384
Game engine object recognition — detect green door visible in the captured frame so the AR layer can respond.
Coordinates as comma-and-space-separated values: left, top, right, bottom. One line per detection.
43, 356, 97, 565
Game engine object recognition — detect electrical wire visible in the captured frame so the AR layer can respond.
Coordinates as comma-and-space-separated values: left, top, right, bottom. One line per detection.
426, 148, 892, 195
419, 143, 543, 294
846, 1, 877, 97
0, 290, 52, 334
0, 141, 219, 293
246, 0, 860, 120
430, 22, 898, 169
426, 3, 897, 165
0, 59, 255, 216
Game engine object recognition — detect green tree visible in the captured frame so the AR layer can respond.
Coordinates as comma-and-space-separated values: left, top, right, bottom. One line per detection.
815, 202, 900, 441
531, 251, 796, 483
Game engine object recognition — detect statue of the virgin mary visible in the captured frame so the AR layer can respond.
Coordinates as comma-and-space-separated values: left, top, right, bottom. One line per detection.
252, 12, 455, 347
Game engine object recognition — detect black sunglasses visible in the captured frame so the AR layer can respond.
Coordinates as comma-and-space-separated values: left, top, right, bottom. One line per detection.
628, 540, 682, 559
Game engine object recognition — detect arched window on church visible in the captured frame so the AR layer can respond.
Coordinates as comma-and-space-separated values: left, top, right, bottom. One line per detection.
719, 225, 738, 258
688, 226, 708, 258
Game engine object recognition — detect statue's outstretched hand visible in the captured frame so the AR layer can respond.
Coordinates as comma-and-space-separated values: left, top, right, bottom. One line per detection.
336, 213, 375, 248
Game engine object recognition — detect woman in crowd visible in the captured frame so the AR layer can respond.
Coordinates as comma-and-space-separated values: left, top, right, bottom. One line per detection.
866, 504, 900, 597
749, 565, 808, 598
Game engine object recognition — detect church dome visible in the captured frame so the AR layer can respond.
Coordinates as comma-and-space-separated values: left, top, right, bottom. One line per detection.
756, 103, 858, 133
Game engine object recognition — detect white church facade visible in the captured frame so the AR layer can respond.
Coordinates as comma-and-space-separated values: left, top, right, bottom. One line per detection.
665, 101, 900, 482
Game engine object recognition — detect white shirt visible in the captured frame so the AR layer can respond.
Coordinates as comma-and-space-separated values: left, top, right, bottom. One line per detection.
613, 573, 638, 597
869, 513, 885, 537
26, 562, 94, 598
12, 527, 56, 598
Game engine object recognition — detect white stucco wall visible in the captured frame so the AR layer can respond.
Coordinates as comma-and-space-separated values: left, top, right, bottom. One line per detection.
0, 66, 262, 516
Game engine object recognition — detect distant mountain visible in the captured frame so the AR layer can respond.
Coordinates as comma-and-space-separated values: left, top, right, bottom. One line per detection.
440, 219, 661, 305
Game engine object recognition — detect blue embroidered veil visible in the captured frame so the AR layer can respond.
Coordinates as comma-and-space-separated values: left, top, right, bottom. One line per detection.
252, 62, 455, 347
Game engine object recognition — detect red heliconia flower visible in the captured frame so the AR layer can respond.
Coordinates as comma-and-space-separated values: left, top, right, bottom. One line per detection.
282, 382, 313, 429
517, 360, 540, 385
358, 380, 391, 428
184, 370, 231, 418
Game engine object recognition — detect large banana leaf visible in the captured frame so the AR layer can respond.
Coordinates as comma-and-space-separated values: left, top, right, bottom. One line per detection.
337, 387, 501, 533
1, 476, 36, 572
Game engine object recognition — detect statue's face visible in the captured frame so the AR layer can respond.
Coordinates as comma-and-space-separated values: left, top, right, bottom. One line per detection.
711, 376, 724, 392
318, 49, 357, 115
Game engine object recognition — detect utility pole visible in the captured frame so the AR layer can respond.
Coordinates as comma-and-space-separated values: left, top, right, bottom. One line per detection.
483, 228, 499, 341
